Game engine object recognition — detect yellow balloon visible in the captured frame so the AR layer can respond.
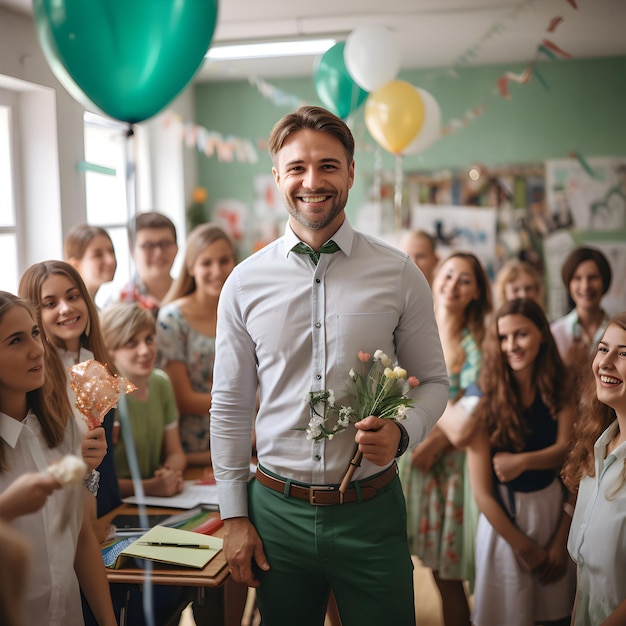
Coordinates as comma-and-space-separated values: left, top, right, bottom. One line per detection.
365, 80, 426, 154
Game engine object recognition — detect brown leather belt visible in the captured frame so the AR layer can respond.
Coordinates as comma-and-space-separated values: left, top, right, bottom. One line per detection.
255, 463, 398, 505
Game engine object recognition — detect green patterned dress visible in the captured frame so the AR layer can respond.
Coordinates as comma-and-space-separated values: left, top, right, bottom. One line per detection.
399, 329, 481, 583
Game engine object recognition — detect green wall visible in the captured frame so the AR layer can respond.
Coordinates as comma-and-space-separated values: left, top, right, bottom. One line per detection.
194, 56, 626, 245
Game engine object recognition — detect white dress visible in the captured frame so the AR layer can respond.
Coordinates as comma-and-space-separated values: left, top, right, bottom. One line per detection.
0, 410, 85, 626
472, 479, 576, 626
472, 395, 576, 626
567, 420, 626, 626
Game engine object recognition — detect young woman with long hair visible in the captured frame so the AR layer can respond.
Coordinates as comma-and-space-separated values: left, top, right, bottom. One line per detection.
157, 223, 236, 466
19, 261, 120, 517
467, 298, 576, 626
562, 312, 626, 625
0, 291, 116, 626
400, 251, 492, 626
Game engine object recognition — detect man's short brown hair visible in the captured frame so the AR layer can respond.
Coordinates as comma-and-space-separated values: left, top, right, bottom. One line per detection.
268, 106, 355, 167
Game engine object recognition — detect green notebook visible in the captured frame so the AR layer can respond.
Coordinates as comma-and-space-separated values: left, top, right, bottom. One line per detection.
114, 525, 223, 569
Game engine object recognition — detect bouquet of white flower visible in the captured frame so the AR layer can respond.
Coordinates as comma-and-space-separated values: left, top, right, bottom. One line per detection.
303, 349, 420, 492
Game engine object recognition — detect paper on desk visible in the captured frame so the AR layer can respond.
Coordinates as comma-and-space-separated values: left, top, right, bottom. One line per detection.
123, 464, 256, 509
118, 525, 222, 569
123, 481, 219, 509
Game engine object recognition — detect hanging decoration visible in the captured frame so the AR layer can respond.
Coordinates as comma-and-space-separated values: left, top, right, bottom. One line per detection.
163, 112, 260, 164
538, 39, 573, 60
497, 66, 534, 99
248, 76, 308, 109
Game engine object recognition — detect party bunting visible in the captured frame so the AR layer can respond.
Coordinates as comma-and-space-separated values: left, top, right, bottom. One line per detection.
248, 76, 308, 109
532, 67, 550, 91
497, 66, 534, 99
547, 16, 563, 32
496, 7, 576, 100
540, 38, 573, 59
162, 111, 259, 164
440, 106, 485, 136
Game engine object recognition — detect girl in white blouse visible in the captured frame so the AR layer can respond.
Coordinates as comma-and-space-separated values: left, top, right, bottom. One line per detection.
0, 291, 116, 626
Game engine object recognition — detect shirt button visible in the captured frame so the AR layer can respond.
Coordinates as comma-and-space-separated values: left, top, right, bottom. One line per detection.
316, 374, 322, 380
314, 455, 321, 461
315, 278, 321, 284
315, 322, 321, 328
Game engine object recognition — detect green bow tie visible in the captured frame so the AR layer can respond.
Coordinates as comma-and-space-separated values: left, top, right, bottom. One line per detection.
292, 240, 340, 266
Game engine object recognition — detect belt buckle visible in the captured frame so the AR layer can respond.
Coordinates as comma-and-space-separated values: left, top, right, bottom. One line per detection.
308, 485, 336, 505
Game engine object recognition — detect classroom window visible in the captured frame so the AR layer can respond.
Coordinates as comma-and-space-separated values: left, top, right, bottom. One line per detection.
0, 96, 19, 293
83, 112, 133, 307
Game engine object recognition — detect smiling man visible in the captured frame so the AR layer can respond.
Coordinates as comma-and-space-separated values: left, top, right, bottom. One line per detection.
210, 106, 449, 626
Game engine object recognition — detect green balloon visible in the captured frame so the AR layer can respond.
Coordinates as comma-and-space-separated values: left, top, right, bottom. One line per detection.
314, 42, 368, 120
33, 0, 218, 124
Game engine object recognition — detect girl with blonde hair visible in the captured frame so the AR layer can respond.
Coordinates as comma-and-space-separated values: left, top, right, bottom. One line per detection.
493, 258, 545, 310
157, 223, 236, 466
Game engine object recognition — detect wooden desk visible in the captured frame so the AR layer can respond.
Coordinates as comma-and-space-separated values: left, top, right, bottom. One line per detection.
99, 504, 229, 588
98, 504, 247, 626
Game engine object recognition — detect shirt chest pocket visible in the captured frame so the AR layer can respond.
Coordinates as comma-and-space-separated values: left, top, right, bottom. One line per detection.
335, 312, 396, 370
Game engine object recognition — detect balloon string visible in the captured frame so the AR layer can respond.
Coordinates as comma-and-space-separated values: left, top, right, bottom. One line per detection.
394, 154, 403, 231
125, 126, 138, 280
118, 395, 155, 626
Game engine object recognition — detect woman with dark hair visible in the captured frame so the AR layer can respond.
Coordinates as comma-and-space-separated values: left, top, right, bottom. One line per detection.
562, 312, 626, 625
551, 246, 612, 366
467, 298, 575, 626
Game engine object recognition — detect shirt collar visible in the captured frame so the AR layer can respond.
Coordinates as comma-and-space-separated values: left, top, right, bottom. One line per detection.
594, 419, 626, 473
0, 410, 28, 448
283, 218, 354, 259
565, 308, 610, 341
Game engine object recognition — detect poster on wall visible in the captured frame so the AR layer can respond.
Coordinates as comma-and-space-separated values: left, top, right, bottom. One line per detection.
546, 158, 626, 232
583, 238, 626, 316
411, 204, 498, 278
544, 157, 626, 320
252, 174, 285, 251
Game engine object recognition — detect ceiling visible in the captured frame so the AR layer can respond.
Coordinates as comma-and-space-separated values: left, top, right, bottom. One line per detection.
4, 0, 626, 82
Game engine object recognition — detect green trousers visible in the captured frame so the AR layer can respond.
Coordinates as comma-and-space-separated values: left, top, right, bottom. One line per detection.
248, 468, 416, 626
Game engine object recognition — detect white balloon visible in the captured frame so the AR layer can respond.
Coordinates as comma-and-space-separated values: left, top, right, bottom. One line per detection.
402, 88, 442, 155
344, 25, 400, 92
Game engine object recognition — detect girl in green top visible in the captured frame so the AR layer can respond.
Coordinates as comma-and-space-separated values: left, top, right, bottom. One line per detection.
100, 302, 186, 497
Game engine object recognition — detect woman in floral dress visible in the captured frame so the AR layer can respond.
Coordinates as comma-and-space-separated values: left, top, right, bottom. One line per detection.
157, 224, 236, 467
400, 251, 491, 626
